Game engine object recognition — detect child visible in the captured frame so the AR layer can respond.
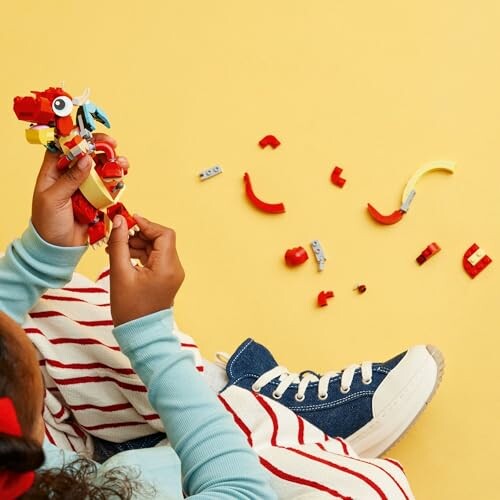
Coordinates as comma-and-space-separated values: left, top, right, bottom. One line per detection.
0, 138, 437, 497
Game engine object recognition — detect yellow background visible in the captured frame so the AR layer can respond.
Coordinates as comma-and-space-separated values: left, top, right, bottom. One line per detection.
1, 1, 499, 497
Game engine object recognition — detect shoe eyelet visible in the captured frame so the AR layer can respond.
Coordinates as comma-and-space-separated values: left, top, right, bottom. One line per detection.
295, 393, 305, 402
252, 384, 261, 393
362, 378, 372, 385
272, 391, 282, 400
318, 393, 328, 400
340, 386, 350, 394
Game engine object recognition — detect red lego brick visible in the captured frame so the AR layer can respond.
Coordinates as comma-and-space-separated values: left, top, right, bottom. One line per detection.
258, 135, 281, 149
317, 290, 334, 307
463, 244, 492, 278
416, 242, 441, 265
284, 247, 309, 266
330, 166, 346, 188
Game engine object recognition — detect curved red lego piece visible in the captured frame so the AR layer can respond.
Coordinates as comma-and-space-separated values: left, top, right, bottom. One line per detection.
463, 244, 492, 278
243, 173, 286, 214
317, 290, 334, 307
93, 141, 116, 160
367, 204, 404, 225
330, 166, 346, 188
258, 135, 281, 149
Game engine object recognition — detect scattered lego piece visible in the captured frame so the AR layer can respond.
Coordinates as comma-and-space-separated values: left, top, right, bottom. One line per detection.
259, 135, 281, 149
310, 240, 326, 271
317, 290, 334, 307
416, 242, 441, 265
284, 247, 309, 266
367, 161, 455, 225
199, 165, 223, 181
400, 189, 416, 213
401, 160, 456, 205
243, 172, 286, 214
463, 244, 492, 278
353, 284, 367, 294
367, 205, 405, 225
330, 166, 346, 188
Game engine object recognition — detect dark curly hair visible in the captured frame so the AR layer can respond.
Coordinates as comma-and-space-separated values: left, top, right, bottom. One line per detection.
23, 457, 154, 499
0, 312, 154, 499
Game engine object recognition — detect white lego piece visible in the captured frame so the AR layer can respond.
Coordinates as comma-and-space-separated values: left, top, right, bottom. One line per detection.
199, 165, 223, 181
400, 189, 416, 213
311, 240, 327, 271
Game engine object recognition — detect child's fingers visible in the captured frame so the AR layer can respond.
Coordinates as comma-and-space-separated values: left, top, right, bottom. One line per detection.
133, 215, 171, 242
117, 156, 130, 172
129, 248, 148, 266
34, 150, 61, 193
35, 134, 116, 194
107, 215, 134, 280
45, 155, 93, 201
128, 235, 149, 250
133, 216, 178, 267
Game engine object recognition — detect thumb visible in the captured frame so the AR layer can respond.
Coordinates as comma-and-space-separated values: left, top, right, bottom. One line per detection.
107, 215, 134, 281
48, 155, 93, 200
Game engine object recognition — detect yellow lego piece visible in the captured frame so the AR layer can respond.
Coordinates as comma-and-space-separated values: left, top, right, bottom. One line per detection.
402, 160, 456, 204
25, 127, 55, 146
79, 161, 125, 210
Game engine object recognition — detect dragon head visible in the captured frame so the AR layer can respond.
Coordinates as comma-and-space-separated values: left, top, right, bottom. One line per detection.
13, 87, 81, 136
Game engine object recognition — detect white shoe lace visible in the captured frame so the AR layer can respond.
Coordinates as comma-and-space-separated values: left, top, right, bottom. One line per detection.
215, 352, 373, 401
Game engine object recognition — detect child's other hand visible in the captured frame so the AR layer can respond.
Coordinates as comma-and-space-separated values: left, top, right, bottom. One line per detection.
107, 214, 185, 326
31, 134, 128, 247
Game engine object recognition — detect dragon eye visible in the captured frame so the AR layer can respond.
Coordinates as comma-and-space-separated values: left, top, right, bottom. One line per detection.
52, 96, 73, 117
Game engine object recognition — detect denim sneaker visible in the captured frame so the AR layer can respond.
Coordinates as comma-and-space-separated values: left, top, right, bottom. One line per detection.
218, 338, 444, 457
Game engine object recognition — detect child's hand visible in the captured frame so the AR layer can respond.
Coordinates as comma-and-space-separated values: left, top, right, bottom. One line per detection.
31, 134, 129, 247
107, 214, 185, 326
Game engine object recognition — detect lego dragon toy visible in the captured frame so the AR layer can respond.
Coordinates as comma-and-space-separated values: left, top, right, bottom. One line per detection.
13, 86, 138, 247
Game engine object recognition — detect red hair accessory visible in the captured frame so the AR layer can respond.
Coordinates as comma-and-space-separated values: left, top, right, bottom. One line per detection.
0, 397, 35, 499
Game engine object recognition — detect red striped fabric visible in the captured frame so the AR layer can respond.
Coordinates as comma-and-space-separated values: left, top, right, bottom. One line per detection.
42, 294, 110, 307
63, 286, 108, 293
96, 269, 110, 281
335, 437, 350, 455
260, 456, 352, 500
39, 358, 135, 374
218, 394, 254, 447
51, 375, 148, 392
30, 310, 114, 327
24, 270, 413, 498
219, 385, 414, 499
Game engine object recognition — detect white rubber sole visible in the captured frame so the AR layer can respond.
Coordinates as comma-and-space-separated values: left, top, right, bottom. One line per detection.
345, 345, 444, 458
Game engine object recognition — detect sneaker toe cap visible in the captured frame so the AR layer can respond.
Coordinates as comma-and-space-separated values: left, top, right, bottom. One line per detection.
372, 345, 443, 417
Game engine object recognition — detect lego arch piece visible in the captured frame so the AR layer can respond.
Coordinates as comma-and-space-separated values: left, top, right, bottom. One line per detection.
367, 160, 455, 225
258, 135, 281, 149
366, 205, 404, 225
330, 166, 346, 188
317, 290, 334, 307
463, 244, 492, 278
243, 172, 286, 214
401, 160, 456, 204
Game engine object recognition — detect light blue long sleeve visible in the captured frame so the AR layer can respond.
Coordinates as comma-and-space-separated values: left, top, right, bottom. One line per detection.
114, 311, 276, 499
0, 222, 86, 322
0, 225, 276, 499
